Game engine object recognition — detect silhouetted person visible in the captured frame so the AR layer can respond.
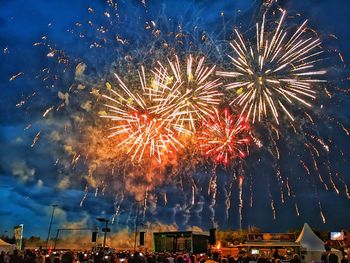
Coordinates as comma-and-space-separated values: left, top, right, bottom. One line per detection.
321, 244, 332, 263
10, 250, 23, 263
290, 254, 301, 263
0, 251, 5, 263
329, 253, 339, 263
273, 249, 280, 260
61, 251, 74, 263
176, 256, 184, 263
129, 252, 146, 263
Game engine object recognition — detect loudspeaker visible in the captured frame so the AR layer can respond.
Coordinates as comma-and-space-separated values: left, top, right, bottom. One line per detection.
140, 231, 145, 246
209, 228, 216, 245
92, 231, 97, 242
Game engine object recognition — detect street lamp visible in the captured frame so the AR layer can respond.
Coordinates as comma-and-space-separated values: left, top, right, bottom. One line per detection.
46, 204, 58, 248
96, 217, 109, 249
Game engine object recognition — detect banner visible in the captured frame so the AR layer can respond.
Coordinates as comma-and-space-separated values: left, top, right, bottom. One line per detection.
14, 224, 23, 250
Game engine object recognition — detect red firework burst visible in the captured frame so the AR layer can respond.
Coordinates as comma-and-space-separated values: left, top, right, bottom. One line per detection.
198, 108, 250, 165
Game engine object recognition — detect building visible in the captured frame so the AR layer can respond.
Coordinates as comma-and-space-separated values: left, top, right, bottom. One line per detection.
153, 231, 209, 253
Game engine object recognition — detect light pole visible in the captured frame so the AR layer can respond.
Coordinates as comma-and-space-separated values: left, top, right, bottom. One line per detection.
46, 204, 58, 248
96, 217, 109, 249
133, 204, 140, 251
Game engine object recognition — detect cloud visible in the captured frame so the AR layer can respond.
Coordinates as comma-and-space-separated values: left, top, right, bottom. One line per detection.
57, 177, 71, 190
10, 160, 35, 182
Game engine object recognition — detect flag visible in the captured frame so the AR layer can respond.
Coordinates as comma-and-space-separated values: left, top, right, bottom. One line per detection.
14, 224, 23, 250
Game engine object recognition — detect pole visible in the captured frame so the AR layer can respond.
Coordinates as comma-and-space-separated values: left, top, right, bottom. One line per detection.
46, 204, 57, 248
53, 229, 60, 250
97, 218, 109, 249
103, 221, 107, 249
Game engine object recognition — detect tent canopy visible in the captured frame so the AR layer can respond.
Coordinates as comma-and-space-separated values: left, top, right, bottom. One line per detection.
295, 223, 325, 251
0, 239, 13, 253
0, 239, 12, 247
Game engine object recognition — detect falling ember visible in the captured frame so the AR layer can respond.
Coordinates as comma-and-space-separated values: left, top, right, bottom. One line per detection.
152, 55, 223, 132
80, 185, 89, 207
344, 184, 350, 200
238, 176, 244, 229
225, 185, 232, 221
9, 72, 24, 81
16, 100, 26, 108
327, 162, 340, 195
24, 124, 32, 130
43, 106, 54, 117
300, 160, 310, 176
217, 10, 326, 124
191, 185, 195, 205
198, 108, 250, 165
318, 201, 326, 223
208, 168, 218, 224
271, 199, 276, 220
338, 122, 350, 136
31, 131, 42, 147
294, 203, 300, 217
249, 177, 254, 208
317, 138, 330, 152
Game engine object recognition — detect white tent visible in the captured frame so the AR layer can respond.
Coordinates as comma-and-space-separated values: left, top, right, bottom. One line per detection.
0, 239, 13, 253
296, 223, 342, 262
296, 223, 325, 251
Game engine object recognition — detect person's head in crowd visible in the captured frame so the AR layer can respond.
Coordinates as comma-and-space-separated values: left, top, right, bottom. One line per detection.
61, 251, 75, 263
176, 255, 184, 263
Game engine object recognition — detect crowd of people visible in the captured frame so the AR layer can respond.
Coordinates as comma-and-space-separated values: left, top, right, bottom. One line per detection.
0, 248, 348, 263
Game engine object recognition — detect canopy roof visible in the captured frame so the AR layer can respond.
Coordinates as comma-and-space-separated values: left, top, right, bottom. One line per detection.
0, 239, 12, 247
296, 223, 325, 251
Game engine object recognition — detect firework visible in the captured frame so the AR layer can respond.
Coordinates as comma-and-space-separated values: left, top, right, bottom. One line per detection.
198, 108, 250, 165
217, 10, 326, 124
152, 55, 223, 132
101, 67, 183, 163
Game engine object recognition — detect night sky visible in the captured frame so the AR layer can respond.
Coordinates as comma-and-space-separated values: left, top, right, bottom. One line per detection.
1, 0, 350, 240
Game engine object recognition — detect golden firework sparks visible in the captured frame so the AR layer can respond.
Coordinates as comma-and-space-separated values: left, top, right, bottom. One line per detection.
101, 66, 184, 163
152, 55, 224, 132
217, 10, 326, 124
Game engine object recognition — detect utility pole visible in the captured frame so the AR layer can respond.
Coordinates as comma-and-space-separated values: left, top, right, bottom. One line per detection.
46, 204, 58, 248
96, 217, 109, 249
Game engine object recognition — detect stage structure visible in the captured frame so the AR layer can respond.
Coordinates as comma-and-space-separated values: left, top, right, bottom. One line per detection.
153, 231, 209, 253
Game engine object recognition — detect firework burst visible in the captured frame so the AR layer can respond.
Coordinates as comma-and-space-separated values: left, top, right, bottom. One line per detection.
198, 108, 250, 165
101, 67, 183, 163
217, 10, 327, 124
152, 55, 224, 132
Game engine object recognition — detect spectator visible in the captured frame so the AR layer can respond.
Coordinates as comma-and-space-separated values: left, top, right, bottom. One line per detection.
9, 249, 22, 263
176, 256, 184, 263
272, 249, 280, 260
300, 255, 307, 263
36, 251, 45, 263
329, 253, 339, 263
61, 251, 75, 263
290, 254, 301, 263
340, 254, 348, 263
321, 245, 332, 263
0, 251, 5, 263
